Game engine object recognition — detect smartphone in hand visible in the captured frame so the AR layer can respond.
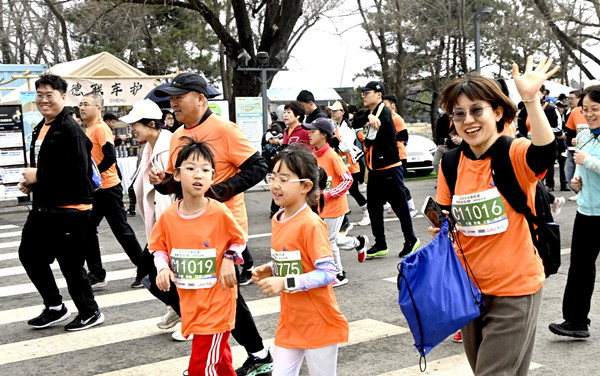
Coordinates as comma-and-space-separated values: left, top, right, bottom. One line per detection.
422, 196, 445, 228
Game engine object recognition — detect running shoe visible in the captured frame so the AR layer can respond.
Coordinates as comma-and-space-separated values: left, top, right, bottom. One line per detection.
157, 306, 181, 329
333, 271, 348, 287
356, 235, 369, 263
65, 310, 105, 331
452, 331, 463, 343
366, 243, 388, 258
339, 221, 353, 236
399, 237, 420, 258
357, 210, 370, 226
28, 304, 70, 329
88, 273, 107, 290
235, 351, 273, 376
549, 321, 590, 338
172, 329, 194, 341
238, 268, 254, 286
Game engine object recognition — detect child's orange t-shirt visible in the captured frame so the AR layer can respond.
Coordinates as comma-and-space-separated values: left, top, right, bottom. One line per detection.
148, 199, 246, 337
436, 138, 545, 296
316, 146, 350, 219
86, 120, 120, 189
166, 114, 258, 233
271, 205, 349, 349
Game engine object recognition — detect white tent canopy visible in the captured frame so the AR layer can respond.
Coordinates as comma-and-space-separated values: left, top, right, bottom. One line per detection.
2, 52, 161, 106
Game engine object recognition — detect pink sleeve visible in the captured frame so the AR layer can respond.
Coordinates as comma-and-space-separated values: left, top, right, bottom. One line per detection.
153, 251, 170, 272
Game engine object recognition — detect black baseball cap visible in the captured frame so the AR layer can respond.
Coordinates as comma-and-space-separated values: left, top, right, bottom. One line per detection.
302, 117, 335, 136
358, 81, 386, 95
154, 72, 209, 97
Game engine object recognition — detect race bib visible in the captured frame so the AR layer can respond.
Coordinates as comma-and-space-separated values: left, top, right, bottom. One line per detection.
325, 176, 333, 190
451, 187, 508, 236
171, 248, 217, 289
271, 249, 303, 276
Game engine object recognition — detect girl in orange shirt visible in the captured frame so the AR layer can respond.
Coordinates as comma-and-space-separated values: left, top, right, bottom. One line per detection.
252, 146, 349, 376
150, 141, 246, 376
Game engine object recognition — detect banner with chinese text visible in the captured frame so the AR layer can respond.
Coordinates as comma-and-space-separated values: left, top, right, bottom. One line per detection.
65, 78, 156, 106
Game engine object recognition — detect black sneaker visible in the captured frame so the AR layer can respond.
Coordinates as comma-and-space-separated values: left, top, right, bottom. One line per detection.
238, 268, 254, 286
88, 273, 107, 290
399, 237, 420, 258
366, 242, 388, 258
65, 310, 105, 331
356, 235, 369, 263
549, 321, 590, 338
130, 279, 143, 288
339, 219, 353, 236
28, 304, 70, 329
126, 209, 136, 217
235, 350, 273, 376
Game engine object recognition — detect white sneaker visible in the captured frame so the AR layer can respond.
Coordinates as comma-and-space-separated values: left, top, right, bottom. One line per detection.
171, 328, 194, 341
157, 306, 181, 329
551, 197, 566, 218
358, 210, 370, 226
568, 194, 578, 202
410, 209, 419, 218
383, 203, 393, 214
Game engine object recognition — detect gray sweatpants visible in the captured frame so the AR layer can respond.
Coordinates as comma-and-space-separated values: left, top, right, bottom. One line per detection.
462, 287, 543, 376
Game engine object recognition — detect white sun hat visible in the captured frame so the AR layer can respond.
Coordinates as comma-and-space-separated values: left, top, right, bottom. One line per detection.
120, 99, 163, 123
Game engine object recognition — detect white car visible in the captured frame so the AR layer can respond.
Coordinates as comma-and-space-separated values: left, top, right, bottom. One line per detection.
405, 135, 436, 176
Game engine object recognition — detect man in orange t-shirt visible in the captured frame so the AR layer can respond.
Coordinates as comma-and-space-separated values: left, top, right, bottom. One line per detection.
148, 72, 272, 375
81, 92, 143, 290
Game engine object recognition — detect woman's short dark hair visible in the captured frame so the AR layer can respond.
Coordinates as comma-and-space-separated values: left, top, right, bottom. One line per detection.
138, 118, 165, 129
441, 74, 517, 133
284, 101, 305, 119
271, 144, 319, 207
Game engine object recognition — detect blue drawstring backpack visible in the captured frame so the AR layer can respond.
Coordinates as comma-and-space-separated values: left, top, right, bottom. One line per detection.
397, 218, 484, 369
90, 157, 102, 190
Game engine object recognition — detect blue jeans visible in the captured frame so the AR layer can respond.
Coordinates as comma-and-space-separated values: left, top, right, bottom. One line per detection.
565, 149, 576, 191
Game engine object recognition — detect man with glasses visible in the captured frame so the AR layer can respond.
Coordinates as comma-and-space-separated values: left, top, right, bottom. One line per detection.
80, 92, 144, 289
19, 74, 104, 331
357, 81, 420, 259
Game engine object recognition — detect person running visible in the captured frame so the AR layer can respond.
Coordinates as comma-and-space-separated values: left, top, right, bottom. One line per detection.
304, 118, 369, 286
150, 141, 244, 375
148, 72, 272, 375
253, 146, 349, 376
433, 56, 559, 375
549, 85, 600, 339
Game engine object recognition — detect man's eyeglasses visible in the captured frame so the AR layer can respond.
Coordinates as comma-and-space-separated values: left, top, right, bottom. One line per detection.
36, 93, 58, 101
451, 105, 492, 123
361, 90, 373, 97
266, 173, 309, 187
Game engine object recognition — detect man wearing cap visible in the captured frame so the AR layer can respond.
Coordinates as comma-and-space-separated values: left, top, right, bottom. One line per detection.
80, 92, 145, 290
297, 90, 327, 123
148, 72, 272, 376
358, 81, 420, 259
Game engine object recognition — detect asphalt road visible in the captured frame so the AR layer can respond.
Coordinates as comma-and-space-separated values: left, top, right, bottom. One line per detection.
0, 170, 598, 376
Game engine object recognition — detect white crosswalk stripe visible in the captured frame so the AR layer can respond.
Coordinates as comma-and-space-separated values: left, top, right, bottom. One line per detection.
0, 221, 549, 376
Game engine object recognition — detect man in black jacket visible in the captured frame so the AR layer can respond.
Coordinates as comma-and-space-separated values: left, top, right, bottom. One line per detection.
18, 73, 104, 331
358, 81, 420, 259
296, 90, 327, 123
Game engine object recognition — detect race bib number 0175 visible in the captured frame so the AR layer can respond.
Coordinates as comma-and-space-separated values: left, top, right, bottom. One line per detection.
451, 188, 508, 236
271, 249, 303, 276
171, 248, 217, 289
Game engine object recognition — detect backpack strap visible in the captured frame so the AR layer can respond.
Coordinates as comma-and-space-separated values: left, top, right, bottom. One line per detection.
440, 147, 462, 196
489, 136, 541, 226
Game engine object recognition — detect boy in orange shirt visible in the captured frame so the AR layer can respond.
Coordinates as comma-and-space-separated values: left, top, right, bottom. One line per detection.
150, 141, 246, 375
304, 118, 369, 286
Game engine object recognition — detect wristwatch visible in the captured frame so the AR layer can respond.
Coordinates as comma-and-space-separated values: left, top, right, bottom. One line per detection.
223, 250, 240, 263
284, 276, 297, 292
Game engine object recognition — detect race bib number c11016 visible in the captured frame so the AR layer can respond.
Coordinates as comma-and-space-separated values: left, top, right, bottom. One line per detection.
452, 188, 508, 236
271, 249, 303, 276
171, 248, 217, 289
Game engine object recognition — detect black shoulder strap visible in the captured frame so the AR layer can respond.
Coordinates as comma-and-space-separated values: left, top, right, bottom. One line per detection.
440, 147, 461, 196
490, 136, 535, 221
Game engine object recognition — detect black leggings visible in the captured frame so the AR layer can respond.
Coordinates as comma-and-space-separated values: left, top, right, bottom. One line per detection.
349, 172, 367, 207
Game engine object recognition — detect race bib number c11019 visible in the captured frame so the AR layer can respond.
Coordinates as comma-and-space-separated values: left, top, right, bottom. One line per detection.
171, 248, 217, 289
271, 249, 303, 276
451, 188, 508, 237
